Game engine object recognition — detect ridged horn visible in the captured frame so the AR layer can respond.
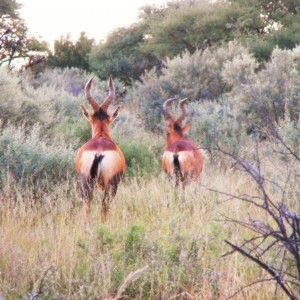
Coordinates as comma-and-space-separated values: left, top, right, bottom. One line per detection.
163, 98, 176, 120
100, 76, 115, 112
177, 98, 188, 123
85, 77, 100, 111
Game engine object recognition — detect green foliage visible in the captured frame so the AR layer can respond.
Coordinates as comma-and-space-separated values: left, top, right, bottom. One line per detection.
84, 0, 300, 82
0, 67, 41, 125
0, 0, 49, 69
49, 32, 94, 71
125, 220, 146, 265
190, 101, 247, 155
120, 142, 159, 177
0, 14, 28, 67
222, 45, 300, 131
0, 122, 75, 185
130, 42, 249, 132
276, 114, 300, 157
0, 0, 21, 17
89, 23, 159, 85
141, 1, 247, 59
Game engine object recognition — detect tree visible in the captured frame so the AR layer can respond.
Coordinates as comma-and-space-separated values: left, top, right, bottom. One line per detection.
140, 1, 252, 59
49, 32, 94, 70
103, 0, 300, 81
89, 23, 160, 85
0, 0, 50, 69
0, 0, 20, 17
231, 0, 300, 60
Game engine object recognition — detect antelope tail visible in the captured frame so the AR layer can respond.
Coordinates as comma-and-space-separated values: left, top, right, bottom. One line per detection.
173, 154, 184, 184
90, 154, 104, 179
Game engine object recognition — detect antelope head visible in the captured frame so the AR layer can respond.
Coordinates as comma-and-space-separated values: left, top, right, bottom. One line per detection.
81, 76, 120, 139
163, 97, 190, 144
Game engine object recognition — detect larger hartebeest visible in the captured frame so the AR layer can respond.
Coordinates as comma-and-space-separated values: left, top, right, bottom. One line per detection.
162, 98, 204, 187
75, 76, 126, 221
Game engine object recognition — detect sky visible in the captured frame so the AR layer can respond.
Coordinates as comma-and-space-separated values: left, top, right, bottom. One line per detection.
18, 0, 167, 49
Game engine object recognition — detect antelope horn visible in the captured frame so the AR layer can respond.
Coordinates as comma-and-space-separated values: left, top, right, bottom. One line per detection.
100, 75, 115, 112
163, 97, 176, 120
85, 77, 100, 111
177, 98, 188, 123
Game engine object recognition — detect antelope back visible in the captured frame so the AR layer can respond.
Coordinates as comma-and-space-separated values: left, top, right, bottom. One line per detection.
76, 76, 126, 188
162, 98, 203, 185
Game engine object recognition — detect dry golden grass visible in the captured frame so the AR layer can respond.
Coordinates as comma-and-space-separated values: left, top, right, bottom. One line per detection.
0, 161, 290, 299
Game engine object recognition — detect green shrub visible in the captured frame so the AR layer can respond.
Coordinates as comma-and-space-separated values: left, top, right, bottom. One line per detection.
129, 41, 251, 132
111, 111, 164, 177
120, 142, 160, 177
125, 220, 146, 265
0, 67, 41, 125
0, 122, 75, 186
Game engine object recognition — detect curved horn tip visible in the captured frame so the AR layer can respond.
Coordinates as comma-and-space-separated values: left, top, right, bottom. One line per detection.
163, 97, 176, 108
180, 97, 188, 104
85, 77, 94, 90
164, 97, 176, 104
108, 75, 114, 87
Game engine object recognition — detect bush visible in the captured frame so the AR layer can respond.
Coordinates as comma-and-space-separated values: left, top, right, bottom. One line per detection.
120, 142, 160, 177
222, 45, 300, 149
112, 111, 164, 177
129, 42, 251, 132
0, 67, 41, 125
0, 122, 75, 186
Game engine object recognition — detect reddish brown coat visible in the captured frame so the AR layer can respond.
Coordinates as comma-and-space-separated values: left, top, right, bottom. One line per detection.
162, 98, 203, 186
75, 77, 125, 221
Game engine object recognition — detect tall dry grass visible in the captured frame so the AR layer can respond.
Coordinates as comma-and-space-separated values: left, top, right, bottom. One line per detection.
0, 159, 289, 299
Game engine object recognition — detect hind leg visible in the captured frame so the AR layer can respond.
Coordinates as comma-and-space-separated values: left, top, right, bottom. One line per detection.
77, 173, 94, 220
101, 190, 109, 223
101, 184, 119, 222
174, 168, 181, 187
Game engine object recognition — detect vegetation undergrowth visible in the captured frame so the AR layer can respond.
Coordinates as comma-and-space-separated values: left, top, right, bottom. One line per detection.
0, 166, 289, 299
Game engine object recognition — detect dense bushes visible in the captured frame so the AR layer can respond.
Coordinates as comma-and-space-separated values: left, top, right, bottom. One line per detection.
130, 42, 251, 132
1, 42, 299, 184
0, 40, 299, 300
129, 42, 299, 157
0, 67, 165, 185
0, 122, 75, 185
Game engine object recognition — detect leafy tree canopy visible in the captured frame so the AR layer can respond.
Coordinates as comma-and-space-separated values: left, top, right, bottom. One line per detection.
89, 23, 160, 85
87, 0, 300, 84
49, 32, 94, 71
0, 0, 50, 69
0, 0, 20, 17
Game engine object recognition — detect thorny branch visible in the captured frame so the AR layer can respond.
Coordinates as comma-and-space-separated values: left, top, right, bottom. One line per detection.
204, 139, 300, 299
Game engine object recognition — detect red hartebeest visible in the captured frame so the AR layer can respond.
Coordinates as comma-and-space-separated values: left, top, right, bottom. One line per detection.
75, 76, 126, 221
162, 98, 204, 187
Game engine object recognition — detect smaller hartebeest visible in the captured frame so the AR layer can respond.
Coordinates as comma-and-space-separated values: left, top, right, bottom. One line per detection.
162, 98, 204, 186
75, 76, 126, 221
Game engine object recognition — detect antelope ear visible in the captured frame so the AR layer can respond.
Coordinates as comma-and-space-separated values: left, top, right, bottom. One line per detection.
110, 105, 121, 122
80, 105, 90, 121
182, 123, 190, 135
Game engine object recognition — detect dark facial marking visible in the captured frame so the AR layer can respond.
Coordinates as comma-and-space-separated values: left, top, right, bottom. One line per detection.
94, 108, 108, 121
174, 123, 181, 132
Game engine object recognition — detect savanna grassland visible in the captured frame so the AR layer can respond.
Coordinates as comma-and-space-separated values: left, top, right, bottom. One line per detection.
0, 42, 299, 299
0, 161, 290, 299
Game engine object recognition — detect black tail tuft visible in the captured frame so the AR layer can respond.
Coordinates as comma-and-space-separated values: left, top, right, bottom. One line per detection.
173, 154, 180, 171
90, 154, 104, 179
173, 154, 183, 186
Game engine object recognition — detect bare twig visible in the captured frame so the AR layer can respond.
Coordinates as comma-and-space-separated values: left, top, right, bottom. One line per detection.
225, 240, 297, 300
